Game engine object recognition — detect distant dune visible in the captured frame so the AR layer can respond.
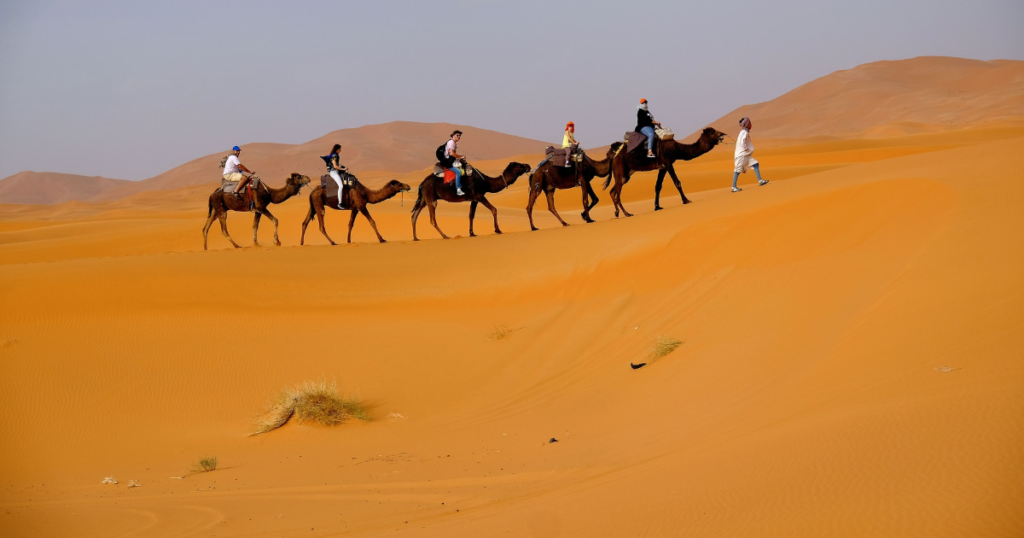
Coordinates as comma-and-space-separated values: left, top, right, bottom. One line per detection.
90, 122, 554, 202
702, 56, 1024, 139
0, 172, 131, 205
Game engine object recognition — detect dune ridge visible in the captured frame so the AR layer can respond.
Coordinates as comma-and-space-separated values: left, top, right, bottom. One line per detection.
703, 56, 1024, 140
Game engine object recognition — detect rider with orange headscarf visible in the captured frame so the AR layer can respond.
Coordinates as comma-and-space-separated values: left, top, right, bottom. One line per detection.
561, 121, 578, 167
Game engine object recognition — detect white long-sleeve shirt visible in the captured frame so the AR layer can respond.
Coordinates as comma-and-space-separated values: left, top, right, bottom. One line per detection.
734, 129, 754, 158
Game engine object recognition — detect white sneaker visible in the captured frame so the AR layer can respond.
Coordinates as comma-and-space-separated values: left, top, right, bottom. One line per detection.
758, 179, 769, 186
732, 187, 742, 193
457, 188, 465, 196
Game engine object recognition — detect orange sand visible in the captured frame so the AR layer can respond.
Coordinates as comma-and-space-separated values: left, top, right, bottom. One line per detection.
1, 119, 1022, 536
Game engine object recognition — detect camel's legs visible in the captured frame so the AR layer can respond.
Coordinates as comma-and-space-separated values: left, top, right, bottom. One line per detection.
478, 197, 501, 234
585, 182, 600, 220
346, 208, 359, 243
544, 189, 568, 227
427, 201, 448, 239
526, 180, 543, 231
359, 207, 386, 243
468, 200, 479, 237
259, 207, 281, 246
580, 184, 595, 223
252, 213, 262, 246
411, 199, 425, 241
654, 169, 668, 210
612, 175, 633, 218
317, 205, 336, 246
202, 213, 217, 251
667, 165, 690, 204
300, 203, 315, 245
218, 213, 241, 248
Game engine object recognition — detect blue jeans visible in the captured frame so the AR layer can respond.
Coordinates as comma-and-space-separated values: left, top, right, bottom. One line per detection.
641, 126, 655, 153
448, 166, 463, 191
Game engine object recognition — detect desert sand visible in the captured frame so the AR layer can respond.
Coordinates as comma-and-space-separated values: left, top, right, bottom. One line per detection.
1, 58, 1022, 537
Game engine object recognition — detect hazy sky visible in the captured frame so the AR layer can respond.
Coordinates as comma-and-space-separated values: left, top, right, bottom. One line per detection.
1, 0, 1022, 180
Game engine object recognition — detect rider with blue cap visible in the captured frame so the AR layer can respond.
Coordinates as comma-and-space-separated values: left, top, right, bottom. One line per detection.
223, 145, 256, 209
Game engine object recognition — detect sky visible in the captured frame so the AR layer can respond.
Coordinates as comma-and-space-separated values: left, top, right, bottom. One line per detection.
1, 0, 1022, 181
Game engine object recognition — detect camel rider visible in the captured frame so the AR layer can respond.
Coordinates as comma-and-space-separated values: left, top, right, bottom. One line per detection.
445, 130, 468, 196
224, 146, 256, 210
322, 143, 348, 209
636, 98, 661, 158
562, 121, 578, 167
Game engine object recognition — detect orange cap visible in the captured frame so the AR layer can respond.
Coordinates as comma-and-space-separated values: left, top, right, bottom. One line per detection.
640, 98, 647, 104
566, 121, 575, 129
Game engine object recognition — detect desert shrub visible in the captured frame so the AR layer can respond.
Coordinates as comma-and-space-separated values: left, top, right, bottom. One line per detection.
253, 379, 366, 435
196, 456, 218, 473
488, 325, 522, 341
651, 336, 683, 360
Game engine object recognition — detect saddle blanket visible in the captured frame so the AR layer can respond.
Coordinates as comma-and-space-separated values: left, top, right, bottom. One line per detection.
544, 144, 578, 167
320, 173, 354, 201
625, 131, 649, 154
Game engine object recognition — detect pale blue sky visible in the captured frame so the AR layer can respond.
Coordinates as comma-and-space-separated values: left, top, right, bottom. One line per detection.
1, 0, 1021, 180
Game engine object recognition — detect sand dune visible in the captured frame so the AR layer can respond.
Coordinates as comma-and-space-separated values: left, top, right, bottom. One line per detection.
0, 122, 552, 205
0, 120, 1022, 536
704, 56, 1024, 139
0, 172, 131, 205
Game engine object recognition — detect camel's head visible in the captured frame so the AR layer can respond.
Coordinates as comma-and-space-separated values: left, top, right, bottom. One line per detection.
386, 180, 412, 193
504, 161, 533, 184
702, 127, 727, 146
289, 173, 312, 189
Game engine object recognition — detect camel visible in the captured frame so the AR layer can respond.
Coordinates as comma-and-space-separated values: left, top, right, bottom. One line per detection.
203, 173, 311, 250
526, 148, 614, 231
299, 177, 411, 245
604, 127, 726, 217
411, 161, 532, 241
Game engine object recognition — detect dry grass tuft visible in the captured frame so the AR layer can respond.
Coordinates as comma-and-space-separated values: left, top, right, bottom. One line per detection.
651, 336, 683, 360
253, 379, 366, 435
489, 325, 523, 341
195, 456, 218, 473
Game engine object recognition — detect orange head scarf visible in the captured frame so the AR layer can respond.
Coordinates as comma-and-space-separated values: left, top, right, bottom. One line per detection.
565, 121, 575, 132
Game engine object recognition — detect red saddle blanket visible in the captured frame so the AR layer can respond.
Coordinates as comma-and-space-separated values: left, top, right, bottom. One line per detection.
443, 169, 457, 184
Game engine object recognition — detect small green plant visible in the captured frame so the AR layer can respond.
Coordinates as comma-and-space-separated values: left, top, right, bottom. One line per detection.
253, 379, 367, 435
651, 336, 683, 360
196, 456, 218, 473
489, 325, 523, 341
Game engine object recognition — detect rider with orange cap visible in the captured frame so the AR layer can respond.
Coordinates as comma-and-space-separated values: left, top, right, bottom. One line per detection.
636, 98, 661, 158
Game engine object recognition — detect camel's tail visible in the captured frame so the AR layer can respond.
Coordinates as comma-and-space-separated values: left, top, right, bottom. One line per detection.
207, 197, 213, 218
602, 142, 624, 190
411, 182, 425, 213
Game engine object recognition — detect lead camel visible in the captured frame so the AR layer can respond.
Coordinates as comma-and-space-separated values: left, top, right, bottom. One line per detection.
203, 173, 311, 250
300, 177, 411, 245
411, 161, 532, 240
604, 127, 726, 217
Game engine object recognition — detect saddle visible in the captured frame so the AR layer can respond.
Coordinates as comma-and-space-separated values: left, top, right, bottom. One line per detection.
544, 144, 581, 167
432, 160, 475, 181
320, 172, 357, 204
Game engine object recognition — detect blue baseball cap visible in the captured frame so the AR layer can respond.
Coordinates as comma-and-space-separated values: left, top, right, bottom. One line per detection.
232, 146, 241, 151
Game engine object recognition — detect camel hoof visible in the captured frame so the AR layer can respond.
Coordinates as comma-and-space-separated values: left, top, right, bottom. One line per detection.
470, 233, 477, 237
274, 241, 281, 246
561, 222, 569, 227
494, 230, 502, 235
654, 206, 663, 211
683, 199, 692, 205
379, 239, 387, 244
530, 227, 538, 232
